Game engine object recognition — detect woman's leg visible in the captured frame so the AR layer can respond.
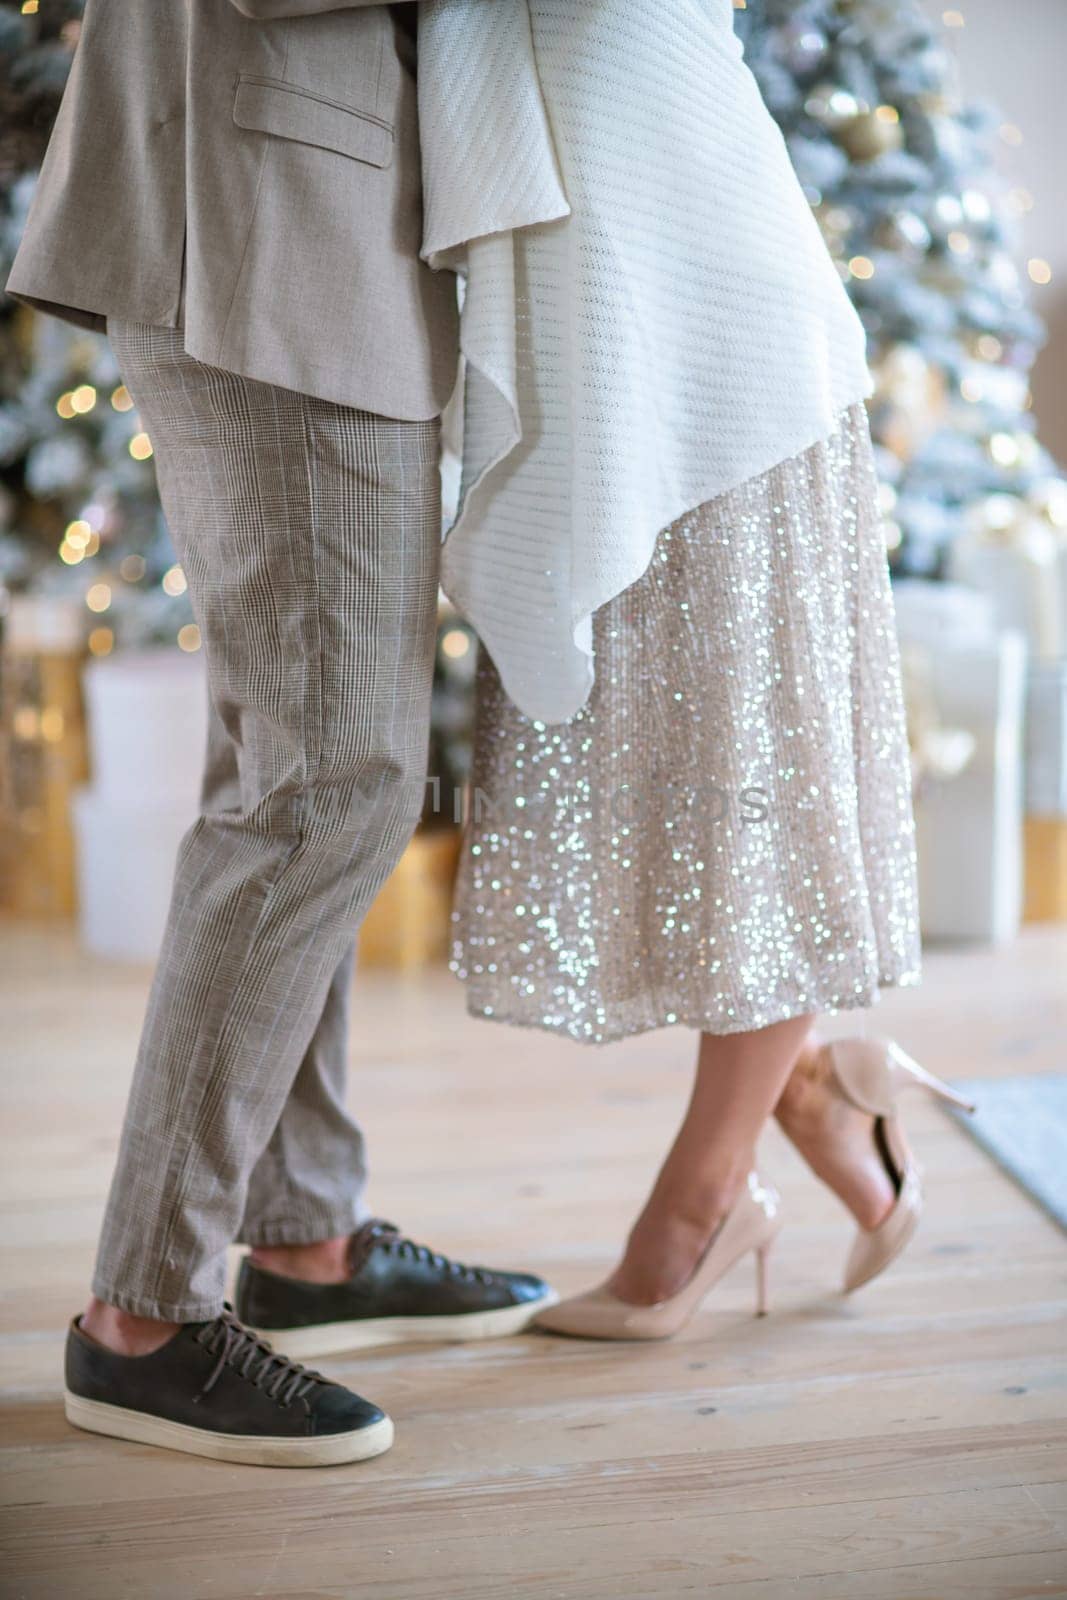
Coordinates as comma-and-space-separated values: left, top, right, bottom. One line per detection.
609, 1015, 815, 1305
773, 1036, 898, 1231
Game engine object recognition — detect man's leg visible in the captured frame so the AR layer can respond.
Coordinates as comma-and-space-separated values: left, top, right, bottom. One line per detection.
91, 319, 440, 1326
197, 692, 369, 1253
238, 948, 365, 1247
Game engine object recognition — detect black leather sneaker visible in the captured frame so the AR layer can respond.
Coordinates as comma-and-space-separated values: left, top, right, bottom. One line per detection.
64, 1306, 393, 1466
235, 1219, 559, 1357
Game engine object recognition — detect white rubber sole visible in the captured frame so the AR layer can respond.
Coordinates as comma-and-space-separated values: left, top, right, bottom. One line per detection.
249, 1290, 560, 1359
64, 1390, 394, 1467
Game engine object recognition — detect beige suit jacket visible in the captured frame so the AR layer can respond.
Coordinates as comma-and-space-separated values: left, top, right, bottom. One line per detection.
6, 0, 459, 419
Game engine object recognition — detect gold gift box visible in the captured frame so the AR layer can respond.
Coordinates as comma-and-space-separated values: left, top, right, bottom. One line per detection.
0, 649, 89, 918
1023, 816, 1067, 923
358, 825, 463, 971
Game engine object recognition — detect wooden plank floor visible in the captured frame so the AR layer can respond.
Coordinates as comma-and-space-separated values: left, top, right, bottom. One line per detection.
2, 919, 1066, 1600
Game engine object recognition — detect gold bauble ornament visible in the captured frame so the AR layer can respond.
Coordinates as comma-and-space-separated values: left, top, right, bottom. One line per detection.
804, 83, 861, 128
836, 109, 904, 162
872, 344, 948, 461
1028, 477, 1067, 529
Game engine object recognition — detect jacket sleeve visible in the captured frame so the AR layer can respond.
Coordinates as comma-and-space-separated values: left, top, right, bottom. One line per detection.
228, 1, 410, 17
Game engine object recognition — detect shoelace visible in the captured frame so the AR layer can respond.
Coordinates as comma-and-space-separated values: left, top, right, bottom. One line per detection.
375, 1223, 496, 1286
193, 1307, 323, 1408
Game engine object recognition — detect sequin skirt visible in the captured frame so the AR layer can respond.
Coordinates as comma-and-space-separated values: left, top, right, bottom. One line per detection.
450, 404, 921, 1043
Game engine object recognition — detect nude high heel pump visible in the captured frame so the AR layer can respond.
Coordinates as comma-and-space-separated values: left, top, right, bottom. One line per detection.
534, 1172, 782, 1341
820, 1037, 976, 1294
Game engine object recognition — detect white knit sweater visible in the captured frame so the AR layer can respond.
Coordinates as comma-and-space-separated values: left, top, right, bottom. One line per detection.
418, 0, 873, 724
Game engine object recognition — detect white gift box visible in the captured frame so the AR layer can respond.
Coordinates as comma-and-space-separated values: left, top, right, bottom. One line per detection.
72, 792, 197, 962
892, 578, 995, 649
893, 581, 1026, 944
81, 649, 208, 807
1026, 660, 1067, 817
74, 649, 208, 961
945, 518, 1063, 663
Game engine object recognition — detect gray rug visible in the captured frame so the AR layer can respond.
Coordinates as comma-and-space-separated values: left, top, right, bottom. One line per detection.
942, 1073, 1067, 1232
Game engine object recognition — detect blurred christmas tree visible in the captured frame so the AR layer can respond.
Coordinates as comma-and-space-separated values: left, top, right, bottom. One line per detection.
0, 0, 475, 821
734, 0, 1067, 577
0, 0, 192, 652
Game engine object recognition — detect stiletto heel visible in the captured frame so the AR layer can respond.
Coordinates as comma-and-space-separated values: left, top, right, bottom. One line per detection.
535, 1172, 783, 1341
801, 1036, 976, 1294
754, 1239, 773, 1317
882, 1041, 977, 1114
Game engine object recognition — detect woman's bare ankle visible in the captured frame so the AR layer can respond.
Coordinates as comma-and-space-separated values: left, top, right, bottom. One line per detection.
652, 1151, 753, 1229
248, 1234, 351, 1285
609, 1162, 752, 1305
80, 1296, 181, 1357
773, 1050, 897, 1231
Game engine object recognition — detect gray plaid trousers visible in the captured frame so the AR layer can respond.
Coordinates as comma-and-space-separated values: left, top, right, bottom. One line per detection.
95, 321, 442, 1320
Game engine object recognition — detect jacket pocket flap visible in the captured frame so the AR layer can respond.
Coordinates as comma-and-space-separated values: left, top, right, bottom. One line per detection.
233, 76, 393, 169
